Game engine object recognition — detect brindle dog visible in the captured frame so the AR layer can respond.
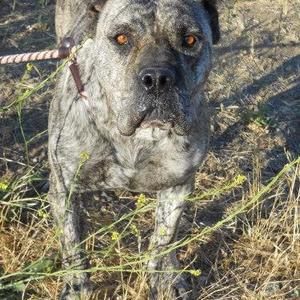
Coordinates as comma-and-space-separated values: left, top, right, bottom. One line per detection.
50, 0, 220, 299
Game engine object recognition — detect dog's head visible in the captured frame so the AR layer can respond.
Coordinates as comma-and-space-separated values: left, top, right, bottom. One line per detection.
90, 0, 220, 136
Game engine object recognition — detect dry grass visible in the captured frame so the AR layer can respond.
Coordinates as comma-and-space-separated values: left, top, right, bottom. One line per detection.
0, 0, 300, 299
200, 164, 300, 300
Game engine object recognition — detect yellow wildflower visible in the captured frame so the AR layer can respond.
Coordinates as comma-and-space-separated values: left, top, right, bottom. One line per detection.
80, 151, 90, 163
0, 182, 8, 191
111, 231, 120, 241
190, 269, 201, 277
130, 224, 139, 236
26, 63, 33, 72
234, 175, 247, 185
136, 194, 147, 209
158, 227, 167, 236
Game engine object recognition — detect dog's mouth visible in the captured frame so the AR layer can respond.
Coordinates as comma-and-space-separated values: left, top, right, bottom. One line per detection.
140, 119, 173, 130
139, 108, 174, 130
117, 95, 192, 136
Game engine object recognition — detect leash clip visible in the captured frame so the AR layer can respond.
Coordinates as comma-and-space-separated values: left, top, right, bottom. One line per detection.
60, 38, 87, 99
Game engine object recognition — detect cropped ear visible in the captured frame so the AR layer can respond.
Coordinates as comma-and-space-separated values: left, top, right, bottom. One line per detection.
202, 0, 220, 44
89, 0, 108, 14
56, 0, 109, 42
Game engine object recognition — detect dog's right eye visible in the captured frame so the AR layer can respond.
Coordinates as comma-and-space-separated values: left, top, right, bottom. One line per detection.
182, 34, 198, 48
115, 34, 129, 46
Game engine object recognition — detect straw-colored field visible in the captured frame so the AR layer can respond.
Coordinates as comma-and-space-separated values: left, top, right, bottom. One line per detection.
0, 0, 299, 299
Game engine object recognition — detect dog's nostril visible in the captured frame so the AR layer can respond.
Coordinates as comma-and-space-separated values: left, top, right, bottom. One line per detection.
140, 68, 175, 92
142, 74, 154, 89
159, 75, 168, 88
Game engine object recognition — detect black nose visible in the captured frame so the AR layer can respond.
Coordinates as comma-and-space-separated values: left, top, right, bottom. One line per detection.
139, 67, 175, 92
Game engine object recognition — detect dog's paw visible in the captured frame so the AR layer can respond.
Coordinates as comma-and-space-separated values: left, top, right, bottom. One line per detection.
60, 280, 92, 300
148, 254, 192, 300
149, 272, 191, 300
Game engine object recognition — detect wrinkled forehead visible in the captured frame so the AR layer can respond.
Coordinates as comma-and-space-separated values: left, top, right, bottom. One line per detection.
99, 0, 210, 35
99, 0, 155, 33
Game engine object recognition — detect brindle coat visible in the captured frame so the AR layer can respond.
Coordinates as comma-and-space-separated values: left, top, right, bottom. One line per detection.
50, 0, 220, 299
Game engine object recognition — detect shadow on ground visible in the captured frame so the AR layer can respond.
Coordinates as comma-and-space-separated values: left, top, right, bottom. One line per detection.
0, 0, 299, 298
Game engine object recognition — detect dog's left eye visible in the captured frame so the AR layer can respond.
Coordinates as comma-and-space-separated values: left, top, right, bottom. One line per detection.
182, 34, 198, 48
115, 34, 129, 46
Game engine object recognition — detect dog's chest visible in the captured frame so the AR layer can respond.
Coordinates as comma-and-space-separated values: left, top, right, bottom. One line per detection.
81, 130, 206, 192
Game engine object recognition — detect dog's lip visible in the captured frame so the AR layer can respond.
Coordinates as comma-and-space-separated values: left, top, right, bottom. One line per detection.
138, 107, 175, 130
140, 119, 173, 130
117, 100, 192, 136
117, 109, 148, 136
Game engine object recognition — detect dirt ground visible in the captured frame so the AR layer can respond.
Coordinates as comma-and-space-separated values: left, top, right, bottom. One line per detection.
0, 0, 299, 299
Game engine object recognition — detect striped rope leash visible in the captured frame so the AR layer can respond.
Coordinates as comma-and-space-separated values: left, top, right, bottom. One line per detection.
0, 37, 87, 98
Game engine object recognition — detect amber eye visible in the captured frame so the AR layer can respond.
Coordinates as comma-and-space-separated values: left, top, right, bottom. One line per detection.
115, 34, 129, 46
183, 34, 197, 48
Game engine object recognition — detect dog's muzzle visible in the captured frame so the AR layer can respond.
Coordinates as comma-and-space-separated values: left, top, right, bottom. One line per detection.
117, 66, 192, 136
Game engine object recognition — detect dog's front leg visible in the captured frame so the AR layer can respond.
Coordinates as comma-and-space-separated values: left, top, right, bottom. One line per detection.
48, 165, 91, 300
148, 179, 194, 300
